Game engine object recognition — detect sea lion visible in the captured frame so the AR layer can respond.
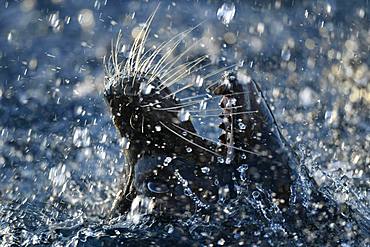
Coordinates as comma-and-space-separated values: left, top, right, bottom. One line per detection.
103, 14, 297, 218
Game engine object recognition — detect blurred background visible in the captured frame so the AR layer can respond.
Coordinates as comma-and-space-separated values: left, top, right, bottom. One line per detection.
0, 0, 369, 246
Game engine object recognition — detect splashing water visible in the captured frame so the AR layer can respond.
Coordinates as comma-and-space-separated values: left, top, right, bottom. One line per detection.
217, 3, 236, 25
0, 1, 369, 246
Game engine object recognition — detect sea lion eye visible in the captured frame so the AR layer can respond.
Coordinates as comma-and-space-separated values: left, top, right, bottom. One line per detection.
147, 181, 169, 194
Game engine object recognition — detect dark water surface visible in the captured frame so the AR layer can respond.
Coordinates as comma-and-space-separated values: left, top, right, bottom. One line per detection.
0, 0, 369, 246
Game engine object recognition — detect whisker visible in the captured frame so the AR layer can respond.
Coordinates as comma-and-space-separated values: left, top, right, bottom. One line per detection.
203, 64, 237, 83
137, 44, 158, 74
160, 61, 213, 87
137, 5, 159, 60
143, 90, 248, 111
156, 56, 207, 88
111, 37, 119, 78
171, 123, 262, 156
159, 121, 220, 157
127, 27, 141, 75
159, 56, 207, 90
141, 101, 203, 110
149, 103, 207, 111
141, 39, 178, 78
141, 115, 145, 133
158, 59, 204, 83
152, 107, 258, 117
160, 82, 195, 99
149, 21, 206, 79
131, 14, 153, 66
142, 25, 200, 79
134, 26, 152, 74
106, 31, 124, 83
155, 37, 204, 78
156, 91, 251, 110
154, 105, 243, 113
115, 30, 124, 75
147, 37, 187, 82
192, 110, 258, 118
132, 6, 159, 85
178, 93, 212, 102
140, 35, 182, 75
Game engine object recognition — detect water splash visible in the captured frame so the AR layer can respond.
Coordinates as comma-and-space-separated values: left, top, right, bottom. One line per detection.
217, 3, 236, 25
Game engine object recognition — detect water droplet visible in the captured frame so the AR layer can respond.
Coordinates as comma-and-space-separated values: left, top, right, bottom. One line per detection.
217, 3, 235, 25
237, 164, 249, 181
178, 109, 190, 122
164, 157, 172, 165
128, 195, 155, 224
201, 167, 210, 174
199, 100, 207, 111
214, 178, 220, 186
357, 8, 365, 18
238, 122, 246, 130
78, 9, 95, 31
252, 190, 260, 199
218, 185, 230, 202
224, 32, 237, 44
217, 157, 225, 163
184, 187, 192, 196
120, 137, 131, 149
141, 83, 155, 95
281, 48, 291, 61
326, 4, 332, 14
299, 87, 315, 106
256, 22, 265, 34
166, 224, 174, 234
72, 127, 91, 147
195, 75, 204, 87
7, 32, 12, 42
217, 238, 226, 246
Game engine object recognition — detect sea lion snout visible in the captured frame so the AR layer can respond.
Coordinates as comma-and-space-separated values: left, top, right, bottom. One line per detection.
131, 155, 222, 217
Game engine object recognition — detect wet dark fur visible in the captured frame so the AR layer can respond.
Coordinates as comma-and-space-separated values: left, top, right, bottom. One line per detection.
102, 9, 298, 217
105, 74, 221, 215
104, 70, 297, 217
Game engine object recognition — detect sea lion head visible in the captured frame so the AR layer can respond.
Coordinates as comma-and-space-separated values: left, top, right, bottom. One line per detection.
103, 53, 221, 216
103, 14, 296, 217
104, 74, 178, 141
